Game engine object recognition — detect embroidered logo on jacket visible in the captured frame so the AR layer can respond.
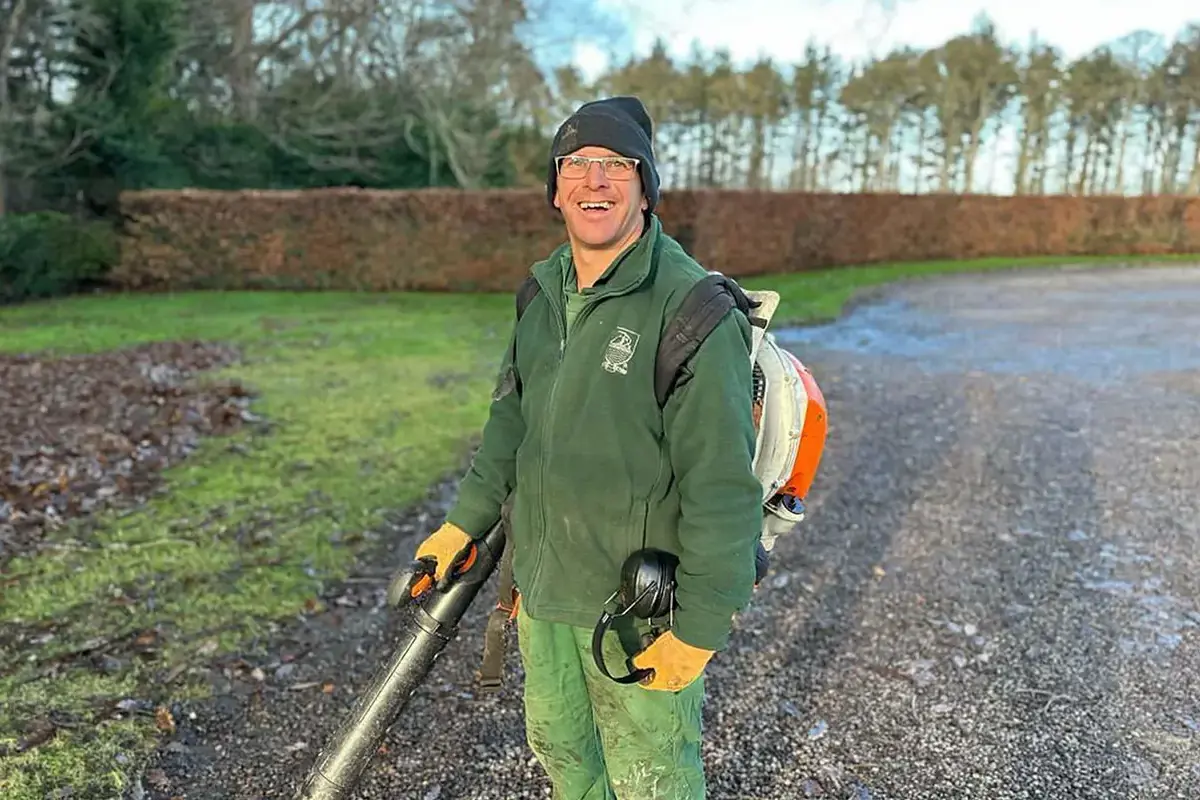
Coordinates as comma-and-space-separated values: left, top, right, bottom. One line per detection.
602, 327, 640, 374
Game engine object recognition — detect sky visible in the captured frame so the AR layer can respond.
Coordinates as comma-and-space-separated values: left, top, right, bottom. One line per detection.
549, 0, 1199, 195
570, 0, 1198, 82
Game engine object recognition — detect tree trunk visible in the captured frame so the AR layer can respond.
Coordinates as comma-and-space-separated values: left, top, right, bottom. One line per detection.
1114, 124, 1130, 195
938, 131, 954, 192
790, 114, 807, 189
763, 123, 777, 190
862, 131, 875, 191
1033, 112, 1053, 194
1161, 114, 1188, 193
812, 105, 829, 191
913, 110, 928, 193
1187, 126, 1200, 194
890, 125, 903, 191
230, 0, 258, 119
873, 121, 894, 191
1142, 115, 1158, 194
963, 109, 988, 193
747, 116, 765, 189
1076, 135, 1093, 195
1014, 116, 1032, 194
0, 0, 29, 216
703, 116, 717, 187
1063, 127, 1078, 194
0, 141, 7, 216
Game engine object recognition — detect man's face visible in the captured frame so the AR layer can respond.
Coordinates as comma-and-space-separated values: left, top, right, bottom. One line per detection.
552, 146, 648, 250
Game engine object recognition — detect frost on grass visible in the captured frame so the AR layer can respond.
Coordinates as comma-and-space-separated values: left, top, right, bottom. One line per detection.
0, 340, 252, 564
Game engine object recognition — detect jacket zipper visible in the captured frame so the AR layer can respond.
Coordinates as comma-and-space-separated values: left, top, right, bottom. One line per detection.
525, 258, 643, 598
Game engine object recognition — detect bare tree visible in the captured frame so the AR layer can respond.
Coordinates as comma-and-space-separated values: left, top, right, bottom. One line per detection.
0, 0, 31, 214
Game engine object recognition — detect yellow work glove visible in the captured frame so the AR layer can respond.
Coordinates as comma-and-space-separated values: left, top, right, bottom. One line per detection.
629, 631, 715, 692
415, 522, 473, 585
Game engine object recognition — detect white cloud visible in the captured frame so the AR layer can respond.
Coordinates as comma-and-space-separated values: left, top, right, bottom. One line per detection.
571, 41, 612, 83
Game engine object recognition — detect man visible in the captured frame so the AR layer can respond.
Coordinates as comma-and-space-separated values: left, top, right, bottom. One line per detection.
409, 96, 763, 799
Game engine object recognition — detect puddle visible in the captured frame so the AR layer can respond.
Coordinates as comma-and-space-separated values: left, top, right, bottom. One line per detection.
775, 266, 1200, 383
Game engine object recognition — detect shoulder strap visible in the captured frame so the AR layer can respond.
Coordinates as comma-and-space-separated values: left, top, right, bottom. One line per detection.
516, 274, 541, 320
654, 272, 759, 408
506, 275, 541, 369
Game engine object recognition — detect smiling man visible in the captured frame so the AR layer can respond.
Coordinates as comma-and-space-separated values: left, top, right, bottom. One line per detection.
411, 96, 763, 798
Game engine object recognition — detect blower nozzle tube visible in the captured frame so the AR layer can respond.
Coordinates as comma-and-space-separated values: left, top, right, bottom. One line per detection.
294, 522, 505, 799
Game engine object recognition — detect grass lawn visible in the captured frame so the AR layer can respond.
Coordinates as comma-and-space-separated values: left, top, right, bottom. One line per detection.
0, 252, 1194, 797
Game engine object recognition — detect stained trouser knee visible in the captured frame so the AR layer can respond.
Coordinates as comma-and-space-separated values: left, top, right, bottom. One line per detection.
518, 604, 615, 800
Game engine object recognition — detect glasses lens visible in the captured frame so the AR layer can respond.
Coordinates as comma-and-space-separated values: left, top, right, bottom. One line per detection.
559, 156, 589, 178
602, 158, 635, 178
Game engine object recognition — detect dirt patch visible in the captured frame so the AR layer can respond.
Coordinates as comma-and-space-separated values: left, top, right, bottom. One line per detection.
0, 340, 252, 565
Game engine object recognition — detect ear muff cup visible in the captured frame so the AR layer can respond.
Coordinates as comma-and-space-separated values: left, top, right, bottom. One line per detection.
619, 548, 678, 619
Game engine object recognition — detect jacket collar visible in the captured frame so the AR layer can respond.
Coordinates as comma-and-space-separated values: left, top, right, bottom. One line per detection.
535, 214, 662, 300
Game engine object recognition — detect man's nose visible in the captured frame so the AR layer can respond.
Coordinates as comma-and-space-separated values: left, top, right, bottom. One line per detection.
585, 161, 611, 187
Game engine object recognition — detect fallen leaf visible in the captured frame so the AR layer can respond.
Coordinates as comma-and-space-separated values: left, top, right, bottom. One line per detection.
303, 597, 326, 614
155, 705, 176, 735
322, 682, 335, 694
17, 718, 57, 752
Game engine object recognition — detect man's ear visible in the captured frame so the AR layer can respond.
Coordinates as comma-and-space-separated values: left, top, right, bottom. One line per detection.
552, 187, 561, 210
640, 196, 648, 211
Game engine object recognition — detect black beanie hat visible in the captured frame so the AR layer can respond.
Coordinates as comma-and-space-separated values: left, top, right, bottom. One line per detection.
546, 95, 660, 214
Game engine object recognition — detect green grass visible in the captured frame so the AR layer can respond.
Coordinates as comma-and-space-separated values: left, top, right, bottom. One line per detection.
0, 291, 513, 797
0, 252, 1195, 797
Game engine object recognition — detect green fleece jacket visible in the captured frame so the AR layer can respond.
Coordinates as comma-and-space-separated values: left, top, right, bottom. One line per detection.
445, 214, 762, 652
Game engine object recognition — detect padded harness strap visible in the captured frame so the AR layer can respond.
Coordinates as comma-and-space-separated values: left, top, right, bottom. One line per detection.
654, 273, 757, 408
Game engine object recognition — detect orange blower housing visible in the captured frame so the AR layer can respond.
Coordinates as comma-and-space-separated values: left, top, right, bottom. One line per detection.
780, 351, 827, 499
748, 331, 829, 552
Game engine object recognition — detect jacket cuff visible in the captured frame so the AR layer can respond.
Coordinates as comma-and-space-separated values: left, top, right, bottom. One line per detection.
444, 502, 500, 540
670, 606, 734, 652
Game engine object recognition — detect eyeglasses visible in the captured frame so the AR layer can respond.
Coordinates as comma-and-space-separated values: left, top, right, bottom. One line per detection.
555, 155, 639, 180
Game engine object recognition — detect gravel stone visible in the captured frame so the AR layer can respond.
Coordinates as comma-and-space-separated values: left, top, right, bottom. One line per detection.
138, 266, 1200, 799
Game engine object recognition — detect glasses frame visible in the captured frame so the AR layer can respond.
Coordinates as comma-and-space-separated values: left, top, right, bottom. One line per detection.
555, 155, 640, 181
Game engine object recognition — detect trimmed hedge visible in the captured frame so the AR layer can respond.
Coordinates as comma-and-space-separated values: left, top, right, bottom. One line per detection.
111, 188, 1200, 292
0, 212, 120, 304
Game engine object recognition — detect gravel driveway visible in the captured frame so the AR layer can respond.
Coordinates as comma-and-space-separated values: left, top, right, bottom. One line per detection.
141, 264, 1200, 800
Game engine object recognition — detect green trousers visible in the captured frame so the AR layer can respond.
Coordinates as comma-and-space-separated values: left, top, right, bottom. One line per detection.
516, 603, 707, 800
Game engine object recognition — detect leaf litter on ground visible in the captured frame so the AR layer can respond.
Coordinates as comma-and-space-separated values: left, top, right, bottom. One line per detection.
0, 340, 252, 566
